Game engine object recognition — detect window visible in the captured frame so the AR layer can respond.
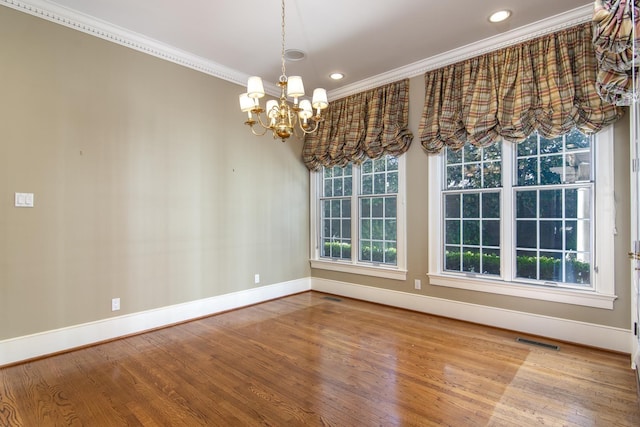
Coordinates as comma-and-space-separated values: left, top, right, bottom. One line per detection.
429, 128, 616, 308
310, 155, 406, 280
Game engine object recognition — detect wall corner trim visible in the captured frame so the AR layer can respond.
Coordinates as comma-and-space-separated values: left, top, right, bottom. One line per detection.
0, 278, 311, 367
311, 277, 632, 354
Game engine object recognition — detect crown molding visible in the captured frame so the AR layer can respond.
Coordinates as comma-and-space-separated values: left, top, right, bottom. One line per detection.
0, 0, 279, 96
328, 4, 594, 100
2, 0, 592, 100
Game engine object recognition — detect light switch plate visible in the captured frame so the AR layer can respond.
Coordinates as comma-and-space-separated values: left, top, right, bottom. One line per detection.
15, 192, 34, 208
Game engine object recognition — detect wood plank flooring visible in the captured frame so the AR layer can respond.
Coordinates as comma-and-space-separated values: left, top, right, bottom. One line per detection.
1, 291, 639, 426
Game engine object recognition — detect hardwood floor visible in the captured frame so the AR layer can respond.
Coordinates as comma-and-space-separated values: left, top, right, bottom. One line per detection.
1, 291, 639, 426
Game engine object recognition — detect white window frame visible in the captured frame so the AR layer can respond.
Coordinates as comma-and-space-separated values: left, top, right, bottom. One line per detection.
428, 127, 617, 309
310, 155, 407, 280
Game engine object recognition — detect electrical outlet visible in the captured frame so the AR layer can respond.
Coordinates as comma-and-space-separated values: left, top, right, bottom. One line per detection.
254, 274, 260, 284
111, 297, 120, 311
414, 279, 421, 290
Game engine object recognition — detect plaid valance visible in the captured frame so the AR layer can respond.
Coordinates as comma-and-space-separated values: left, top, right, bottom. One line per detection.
302, 79, 413, 171
419, 22, 623, 154
592, 0, 640, 105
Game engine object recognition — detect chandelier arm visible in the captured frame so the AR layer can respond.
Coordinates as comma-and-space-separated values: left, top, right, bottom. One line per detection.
254, 110, 274, 131
247, 122, 271, 137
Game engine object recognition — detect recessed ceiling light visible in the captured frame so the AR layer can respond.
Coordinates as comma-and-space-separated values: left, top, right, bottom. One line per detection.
330, 72, 345, 80
489, 10, 511, 23
284, 49, 306, 61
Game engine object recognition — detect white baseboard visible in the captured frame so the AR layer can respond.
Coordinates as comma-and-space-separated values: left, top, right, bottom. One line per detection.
311, 277, 633, 354
0, 278, 311, 366
3, 276, 632, 366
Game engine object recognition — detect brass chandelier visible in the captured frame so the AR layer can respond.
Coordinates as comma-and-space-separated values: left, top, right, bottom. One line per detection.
238, 0, 329, 141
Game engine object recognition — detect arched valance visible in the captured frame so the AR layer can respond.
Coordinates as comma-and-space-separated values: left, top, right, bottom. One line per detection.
419, 22, 623, 154
302, 79, 413, 170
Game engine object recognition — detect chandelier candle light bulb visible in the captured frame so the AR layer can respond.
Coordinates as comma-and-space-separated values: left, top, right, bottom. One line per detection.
239, 0, 328, 141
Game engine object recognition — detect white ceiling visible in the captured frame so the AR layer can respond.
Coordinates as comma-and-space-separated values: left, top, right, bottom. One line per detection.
8, 0, 593, 98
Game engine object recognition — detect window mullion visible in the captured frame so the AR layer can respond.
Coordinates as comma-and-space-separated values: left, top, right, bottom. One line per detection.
352, 163, 361, 264
503, 140, 515, 282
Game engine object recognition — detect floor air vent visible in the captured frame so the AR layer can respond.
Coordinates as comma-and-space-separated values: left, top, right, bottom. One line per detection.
322, 296, 342, 302
516, 337, 560, 351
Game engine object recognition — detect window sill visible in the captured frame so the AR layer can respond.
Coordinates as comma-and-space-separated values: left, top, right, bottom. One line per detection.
310, 259, 407, 281
428, 273, 616, 309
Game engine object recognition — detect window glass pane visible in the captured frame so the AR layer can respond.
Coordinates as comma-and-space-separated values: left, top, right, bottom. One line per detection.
482, 220, 500, 246
374, 174, 386, 194
516, 250, 538, 279
331, 219, 340, 236
372, 241, 384, 262
518, 134, 538, 156
539, 220, 563, 250
483, 161, 502, 188
331, 200, 341, 217
342, 199, 351, 217
463, 247, 480, 272
385, 242, 397, 264
385, 219, 397, 241
445, 248, 461, 270
447, 165, 463, 189
387, 171, 398, 193
565, 220, 577, 251
483, 143, 502, 161
445, 194, 461, 218
371, 219, 383, 240
540, 155, 562, 185
388, 156, 399, 171
334, 178, 343, 196
324, 179, 333, 197
565, 254, 590, 284
482, 248, 500, 275
362, 175, 373, 195
447, 148, 462, 164
540, 190, 562, 218
463, 193, 479, 218
516, 191, 537, 218
566, 129, 590, 150
323, 200, 331, 218
517, 158, 538, 186
576, 219, 590, 252
516, 220, 537, 248
540, 136, 563, 154
539, 252, 563, 281
341, 243, 351, 259
482, 192, 500, 218
372, 198, 383, 217
362, 160, 372, 174
445, 220, 460, 244
342, 219, 351, 239
385, 198, 396, 217
465, 164, 482, 189
464, 144, 481, 162
344, 176, 353, 196
361, 219, 371, 239
463, 220, 480, 245
361, 198, 371, 218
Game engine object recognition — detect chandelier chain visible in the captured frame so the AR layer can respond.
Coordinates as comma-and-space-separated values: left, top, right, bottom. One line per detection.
281, 0, 286, 79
